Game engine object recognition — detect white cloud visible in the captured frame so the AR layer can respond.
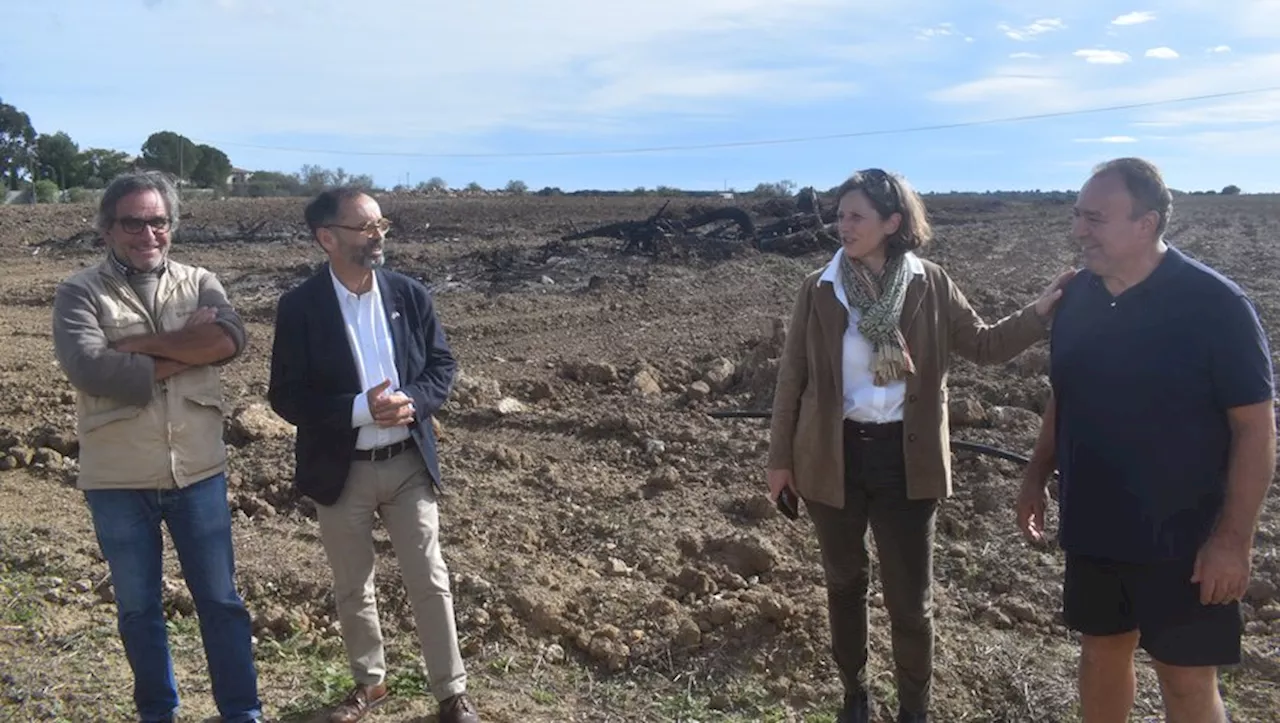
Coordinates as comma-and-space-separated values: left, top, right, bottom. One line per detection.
1112, 11, 1156, 25
1010, 52, 1041, 59
916, 22, 954, 40
1074, 49, 1133, 64
930, 51, 1280, 132
997, 18, 1066, 41
1210, 45, 1232, 53
1146, 1, 1277, 39
577, 61, 857, 116
1145, 47, 1180, 59
1141, 93, 1280, 125
930, 74, 1060, 104
1074, 135, 1139, 143
1157, 124, 1280, 155
1108, 1, 1280, 40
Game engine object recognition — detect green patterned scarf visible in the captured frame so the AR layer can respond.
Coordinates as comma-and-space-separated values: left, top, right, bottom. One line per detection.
838, 252, 915, 385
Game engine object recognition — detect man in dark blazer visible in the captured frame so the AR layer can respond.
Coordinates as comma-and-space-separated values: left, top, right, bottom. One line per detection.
268, 187, 478, 723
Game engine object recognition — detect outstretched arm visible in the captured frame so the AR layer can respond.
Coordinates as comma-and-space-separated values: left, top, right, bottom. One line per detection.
948, 269, 1074, 364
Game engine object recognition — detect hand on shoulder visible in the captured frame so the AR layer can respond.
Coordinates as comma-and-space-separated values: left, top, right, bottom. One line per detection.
1033, 268, 1080, 319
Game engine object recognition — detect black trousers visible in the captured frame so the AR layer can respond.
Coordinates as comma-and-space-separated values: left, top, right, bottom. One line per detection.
805, 419, 938, 715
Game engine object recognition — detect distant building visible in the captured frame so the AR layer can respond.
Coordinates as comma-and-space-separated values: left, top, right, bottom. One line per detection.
227, 167, 254, 186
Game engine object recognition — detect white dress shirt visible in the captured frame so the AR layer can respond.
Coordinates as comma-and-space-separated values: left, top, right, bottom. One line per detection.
818, 248, 926, 424
330, 269, 412, 450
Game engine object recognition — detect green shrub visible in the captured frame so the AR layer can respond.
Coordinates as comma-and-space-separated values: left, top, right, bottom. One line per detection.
65, 187, 100, 204
34, 179, 60, 203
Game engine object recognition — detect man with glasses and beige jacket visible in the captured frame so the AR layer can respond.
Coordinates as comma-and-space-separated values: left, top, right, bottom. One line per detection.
51, 170, 262, 723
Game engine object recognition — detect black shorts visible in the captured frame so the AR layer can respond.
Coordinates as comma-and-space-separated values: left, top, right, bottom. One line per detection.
1062, 553, 1242, 667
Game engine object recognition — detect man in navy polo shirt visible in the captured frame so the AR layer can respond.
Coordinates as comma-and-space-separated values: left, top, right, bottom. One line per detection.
1016, 157, 1276, 723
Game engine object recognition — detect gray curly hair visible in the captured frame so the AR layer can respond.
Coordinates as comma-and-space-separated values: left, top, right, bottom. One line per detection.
96, 170, 181, 235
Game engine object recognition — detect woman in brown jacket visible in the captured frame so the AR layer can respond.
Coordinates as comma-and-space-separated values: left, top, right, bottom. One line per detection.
766, 169, 1074, 723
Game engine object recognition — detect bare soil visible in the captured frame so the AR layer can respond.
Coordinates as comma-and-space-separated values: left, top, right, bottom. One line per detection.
1, 192, 1278, 723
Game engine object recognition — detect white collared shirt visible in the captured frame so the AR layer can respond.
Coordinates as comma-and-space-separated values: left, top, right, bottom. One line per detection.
330, 269, 412, 450
818, 248, 926, 424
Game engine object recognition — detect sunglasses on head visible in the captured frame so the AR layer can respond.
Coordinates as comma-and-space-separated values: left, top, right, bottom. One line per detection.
859, 168, 901, 214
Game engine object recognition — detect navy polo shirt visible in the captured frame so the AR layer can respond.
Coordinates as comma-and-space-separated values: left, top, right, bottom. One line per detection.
1049, 246, 1274, 563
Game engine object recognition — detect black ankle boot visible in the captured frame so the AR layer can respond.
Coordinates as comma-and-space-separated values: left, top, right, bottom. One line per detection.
837, 693, 871, 723
897, 707, 928, 723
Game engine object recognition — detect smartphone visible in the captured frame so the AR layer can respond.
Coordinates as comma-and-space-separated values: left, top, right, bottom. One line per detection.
776, 486, 799, 520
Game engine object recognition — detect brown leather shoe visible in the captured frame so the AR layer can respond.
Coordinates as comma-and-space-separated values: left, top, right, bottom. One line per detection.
438, 692, 479, 723
328, 683, 389, 723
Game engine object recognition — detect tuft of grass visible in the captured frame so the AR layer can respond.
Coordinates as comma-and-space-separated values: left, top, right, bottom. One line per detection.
529, 687, 558, 705
487, 654, 518, 677
260, 631, 435, 720
385, 663, 431, 700
257, 633, 356, 719
651, 679, 806, 722
0, 573, 43, 626
274, 658, 353, 719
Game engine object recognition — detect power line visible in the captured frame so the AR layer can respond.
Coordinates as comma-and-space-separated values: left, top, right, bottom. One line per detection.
196, 85, 1280, 160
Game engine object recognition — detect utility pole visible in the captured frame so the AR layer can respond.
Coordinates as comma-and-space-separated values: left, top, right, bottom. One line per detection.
28, 147, 38, 204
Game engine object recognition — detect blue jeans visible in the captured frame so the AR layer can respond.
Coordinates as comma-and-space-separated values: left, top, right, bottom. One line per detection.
84, 473, 262, 723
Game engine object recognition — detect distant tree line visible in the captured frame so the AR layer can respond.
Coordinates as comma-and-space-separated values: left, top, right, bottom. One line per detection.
0, 96, 378, 203
2, 96, 238, 199
1186, 185, 1241, 196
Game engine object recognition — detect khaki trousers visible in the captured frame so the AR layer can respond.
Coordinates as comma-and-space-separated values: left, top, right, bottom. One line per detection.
314, 450, 467, 701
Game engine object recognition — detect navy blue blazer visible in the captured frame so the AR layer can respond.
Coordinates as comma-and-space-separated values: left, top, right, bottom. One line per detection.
267, 264, 456, 507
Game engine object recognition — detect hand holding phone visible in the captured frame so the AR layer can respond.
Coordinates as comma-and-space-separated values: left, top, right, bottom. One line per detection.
776, 485, 799, 520
767, 468, 799, 520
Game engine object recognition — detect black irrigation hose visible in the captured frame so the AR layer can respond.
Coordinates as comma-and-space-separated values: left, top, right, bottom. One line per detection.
707, 410, 1038, 467
707, 410, 776, 419
949, 439, 1032, 466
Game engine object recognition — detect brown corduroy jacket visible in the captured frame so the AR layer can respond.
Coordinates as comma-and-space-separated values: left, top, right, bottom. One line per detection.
767, 257, 1048, 507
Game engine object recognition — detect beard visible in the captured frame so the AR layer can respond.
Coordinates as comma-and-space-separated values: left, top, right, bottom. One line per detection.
350, 241, 385, 269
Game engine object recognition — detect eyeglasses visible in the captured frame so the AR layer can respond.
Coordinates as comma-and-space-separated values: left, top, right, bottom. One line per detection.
117, 216, 171, 234
323, 218, 392, 238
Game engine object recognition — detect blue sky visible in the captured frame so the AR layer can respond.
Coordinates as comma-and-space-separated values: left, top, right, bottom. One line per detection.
4, 0, 1279, 193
